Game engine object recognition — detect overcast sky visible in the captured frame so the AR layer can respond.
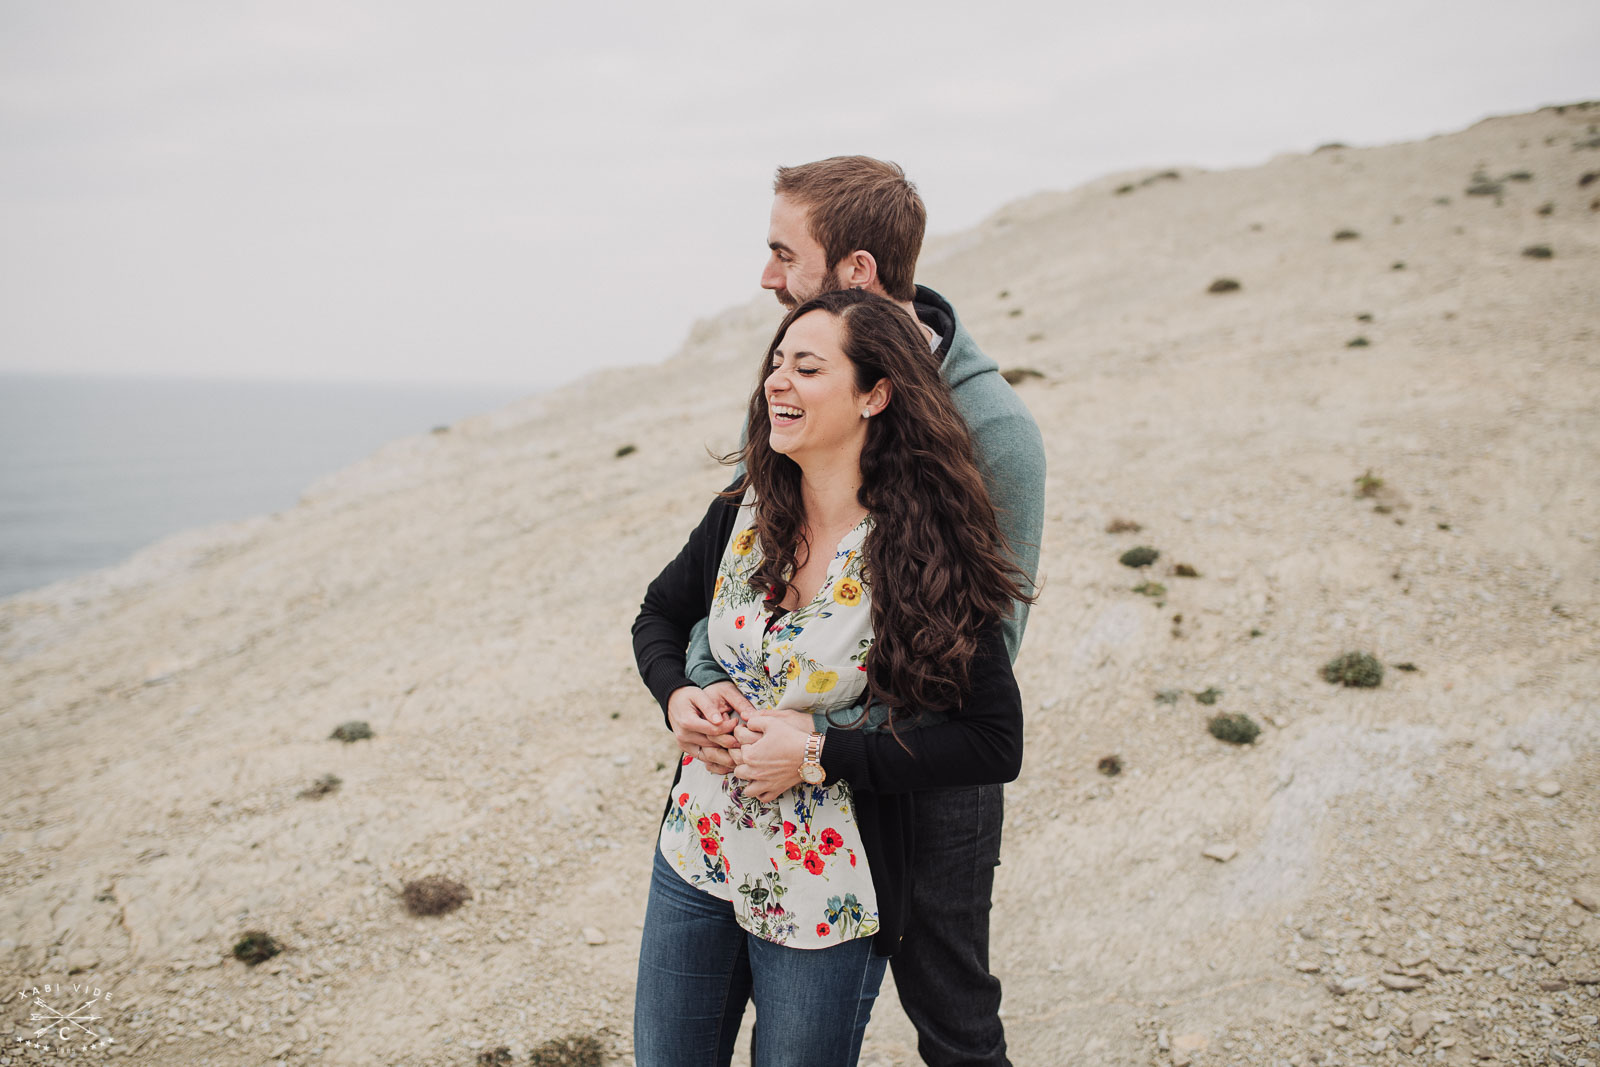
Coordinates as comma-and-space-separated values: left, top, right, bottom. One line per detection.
2, 1, 1596, 390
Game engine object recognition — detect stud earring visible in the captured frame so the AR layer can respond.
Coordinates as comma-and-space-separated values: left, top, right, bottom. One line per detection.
861, 409, 871, 418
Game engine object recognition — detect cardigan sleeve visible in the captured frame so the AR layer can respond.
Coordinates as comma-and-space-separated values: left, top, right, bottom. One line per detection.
819, 621, 1023, 793
631, 494, 741, 715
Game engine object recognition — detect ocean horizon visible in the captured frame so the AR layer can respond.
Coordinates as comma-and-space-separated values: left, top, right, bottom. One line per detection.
0, 372, 530, 599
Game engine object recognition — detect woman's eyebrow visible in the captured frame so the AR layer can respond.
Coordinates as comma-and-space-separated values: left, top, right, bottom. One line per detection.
772, 348, 826, 361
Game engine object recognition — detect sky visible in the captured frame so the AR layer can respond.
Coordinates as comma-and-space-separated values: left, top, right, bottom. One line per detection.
2, 1, 1596, 390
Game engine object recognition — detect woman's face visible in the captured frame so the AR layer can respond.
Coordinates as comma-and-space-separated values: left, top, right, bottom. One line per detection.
764, 311, 883, 467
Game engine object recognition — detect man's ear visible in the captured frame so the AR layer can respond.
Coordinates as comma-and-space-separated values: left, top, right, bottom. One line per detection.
837, 250, 879, 292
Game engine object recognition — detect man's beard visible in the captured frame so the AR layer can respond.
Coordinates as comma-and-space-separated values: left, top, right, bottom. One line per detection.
774, 265, 847, 310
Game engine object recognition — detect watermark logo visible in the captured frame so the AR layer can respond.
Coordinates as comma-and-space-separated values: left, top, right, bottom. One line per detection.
10, 979, 116, 1053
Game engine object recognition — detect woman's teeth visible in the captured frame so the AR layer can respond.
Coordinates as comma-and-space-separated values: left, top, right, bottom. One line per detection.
771, 405, 803, 420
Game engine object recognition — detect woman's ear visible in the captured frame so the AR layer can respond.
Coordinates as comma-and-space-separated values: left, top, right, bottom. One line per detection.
863, 378, 892, 418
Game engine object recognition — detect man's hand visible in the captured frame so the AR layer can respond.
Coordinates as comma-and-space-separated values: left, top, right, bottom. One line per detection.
666, 685, 742, 774
732, 709, 812, 802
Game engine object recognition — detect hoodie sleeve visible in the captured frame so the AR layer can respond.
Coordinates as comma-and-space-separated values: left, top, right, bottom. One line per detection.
818, 622, 1023, 793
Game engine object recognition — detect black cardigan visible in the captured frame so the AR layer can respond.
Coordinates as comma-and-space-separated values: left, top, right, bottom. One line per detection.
631, 493, 1024, 956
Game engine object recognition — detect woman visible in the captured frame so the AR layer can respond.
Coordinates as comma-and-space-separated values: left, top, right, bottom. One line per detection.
630, 289, 1030, 1067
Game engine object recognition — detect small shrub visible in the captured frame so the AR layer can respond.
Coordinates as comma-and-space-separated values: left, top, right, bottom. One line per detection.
402, 875, 472, 917
233, 930, 283, 966
1537, 202, 1554, 216
1007, 307, 1023, 317
1393, 662, 1419, 672
1354, 470, 1384, 497
1097, 755, 1122, 776
1465, 180, 1504, 197
1194, 687, 1222, 706
1174, 563, 1200, 578
1356, 312, 1373, 322
1001, 367, 1045, 385
1115, 183, 1135, 195
1133, 581, 1167, 597
1106, 518, 1142, 534
330, 720, 372, 742
997, 289, 1010, 299
298, 774, 342, 800
1322, 651, 1384, 687
1347, 336, 1370, 348
1333, 229, 1360, 240
1522, 244, 1553, 259
1502, 170, 1533, 182
1208, 712, 1260, 745
1207, 277, 1242, 294
1120, 546, 1159, 568
1154, 689, 1182, 705
1391, 261, 1406, 270
1580, 172, 1599, 187
529, 1034, 604, 1067
614, 443, 637, 458
1249, 628, 1264, 637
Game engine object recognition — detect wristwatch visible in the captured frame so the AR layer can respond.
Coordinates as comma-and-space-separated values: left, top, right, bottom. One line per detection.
799, 731, 827, 785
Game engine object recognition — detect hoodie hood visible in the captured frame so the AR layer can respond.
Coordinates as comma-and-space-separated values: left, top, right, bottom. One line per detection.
914, 284, 1002, 390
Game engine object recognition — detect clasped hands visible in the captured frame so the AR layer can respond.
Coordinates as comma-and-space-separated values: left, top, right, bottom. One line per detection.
666, 681, 816, 802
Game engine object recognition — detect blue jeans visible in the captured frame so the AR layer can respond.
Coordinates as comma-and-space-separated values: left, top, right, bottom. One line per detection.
891, 783, 1009, 1067
634, 846, 888, 1067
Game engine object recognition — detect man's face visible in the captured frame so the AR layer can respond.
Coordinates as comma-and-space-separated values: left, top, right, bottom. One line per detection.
761, 194, 842, 309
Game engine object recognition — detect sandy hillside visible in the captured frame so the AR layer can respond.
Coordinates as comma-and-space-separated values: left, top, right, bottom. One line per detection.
3, 104, 1599, 1067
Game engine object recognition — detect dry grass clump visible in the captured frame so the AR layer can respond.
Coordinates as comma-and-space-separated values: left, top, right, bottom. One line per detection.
1001, 367, 1046, 385
1119, 546, 1159, 568
1322, 651, 1384, 688
1194, 687, 1222, 706
1208, 713, 1261, 745
1522, 244, 1553, 259
1353, 470, 1384, 498
1106, 517, 1142, 533
232, 930, 283, 965
1097, 755, 1123, 776
297, 773, 342, 799
1173, 563, 1200, 578
476, 1048, 514, 1065
329, 720, 372, 742
1132, 581, 1166, 598
1207, 277, 1241, 294
402, 875, 473, 917
529, 1033, 603, 1067
614, 443, 637, 458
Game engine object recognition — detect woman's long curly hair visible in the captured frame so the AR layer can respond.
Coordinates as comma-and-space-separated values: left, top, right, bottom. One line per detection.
723, 288, 1032, 724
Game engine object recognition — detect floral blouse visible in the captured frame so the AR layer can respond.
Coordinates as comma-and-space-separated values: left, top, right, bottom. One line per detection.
658, 491, 879, 948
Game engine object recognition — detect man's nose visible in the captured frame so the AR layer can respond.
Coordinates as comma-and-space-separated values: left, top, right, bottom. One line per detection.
760, 257, 782, 290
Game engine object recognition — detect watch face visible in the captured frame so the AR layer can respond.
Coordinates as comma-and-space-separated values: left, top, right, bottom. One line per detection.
800, 763, 826, 785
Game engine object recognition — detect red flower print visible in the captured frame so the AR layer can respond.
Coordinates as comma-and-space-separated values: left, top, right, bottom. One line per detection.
681, 755, 693, 766
802, 850, 824, 875
710, 812, 720, 826
701, 837, 719, 856
735, 615, 746, 629
697, 816, 711, 835
849, 852, 857, 867
679, 792, 690, 805
819, 828, 843, 855
782, 821, 796, 838
770, 858, 779, 871
784, 841, 801, 861
816, 923, 831, 937
858, 664, 867, 671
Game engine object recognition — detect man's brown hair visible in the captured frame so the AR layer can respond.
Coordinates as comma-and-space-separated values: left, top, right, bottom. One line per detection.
773, 156, 926, 303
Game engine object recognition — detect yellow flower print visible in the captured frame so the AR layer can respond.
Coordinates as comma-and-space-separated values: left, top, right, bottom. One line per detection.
805, 670, 839, 694
732, 529, 756, 556
713, 575, 725, 601
785, 657, 800, 681
832, 577, 863, 606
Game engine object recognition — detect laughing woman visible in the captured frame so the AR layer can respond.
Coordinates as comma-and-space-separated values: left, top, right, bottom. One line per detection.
630, 289, 1030, 1067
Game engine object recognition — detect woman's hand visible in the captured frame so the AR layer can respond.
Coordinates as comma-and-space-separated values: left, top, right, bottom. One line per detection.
665, 685, 742, 774
732, 709, 814, 802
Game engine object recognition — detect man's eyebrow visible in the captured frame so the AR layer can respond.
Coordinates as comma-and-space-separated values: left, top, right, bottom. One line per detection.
768, 240, 794, 253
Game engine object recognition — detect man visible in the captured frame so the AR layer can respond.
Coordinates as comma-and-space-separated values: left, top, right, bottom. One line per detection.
665, 156, 1045, 1067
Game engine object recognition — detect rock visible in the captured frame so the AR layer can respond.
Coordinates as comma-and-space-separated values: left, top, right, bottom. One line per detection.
66, 948, 100, 973
1202, 843, 1238, 863
582, 926, 607, 945
1408, 1012, 1440, 1039
1296, 961, 1322, 973
1173, 1033, 1209, 1053
1379, 974, 1425, 991
1534, 780, 1562, 797
1540, 979, 1569, 991
1328, 976, 1368, 996
1572, 885, 1599, 912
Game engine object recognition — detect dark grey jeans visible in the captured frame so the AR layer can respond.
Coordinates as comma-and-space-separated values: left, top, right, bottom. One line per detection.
893, 782, 1009, 1067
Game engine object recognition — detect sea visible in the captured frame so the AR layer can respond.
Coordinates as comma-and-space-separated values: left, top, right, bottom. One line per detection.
0, 373, 530, 600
